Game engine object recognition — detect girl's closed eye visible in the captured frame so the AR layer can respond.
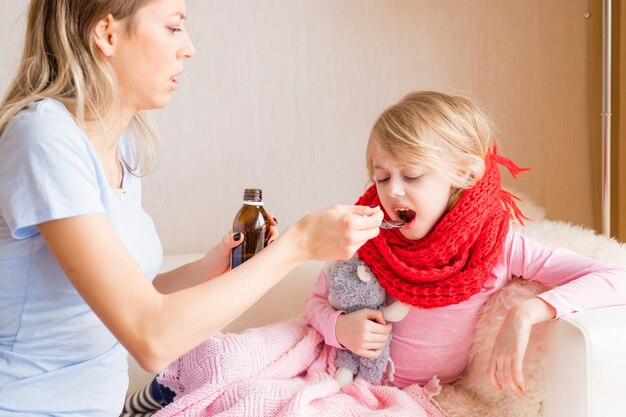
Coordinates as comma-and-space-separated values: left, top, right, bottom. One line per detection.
168, 26, 182, 34
404, 175, 422, 182
375, 177, 390, 184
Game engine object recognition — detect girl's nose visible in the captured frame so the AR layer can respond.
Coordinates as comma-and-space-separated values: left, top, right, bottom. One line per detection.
389, 177, 405, 197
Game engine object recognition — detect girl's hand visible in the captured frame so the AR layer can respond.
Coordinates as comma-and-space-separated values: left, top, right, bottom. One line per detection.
487, 297, 556, 396
291, 205, 383, 261
486, 306, 531, 395
335, 308, 392, 359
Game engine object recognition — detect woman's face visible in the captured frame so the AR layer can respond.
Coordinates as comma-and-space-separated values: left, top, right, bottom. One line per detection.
371, 145, 455, 240
109, 0, 196, 111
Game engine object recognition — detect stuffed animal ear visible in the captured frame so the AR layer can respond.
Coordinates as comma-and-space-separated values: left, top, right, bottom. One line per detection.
383, 301, 410, 322
356, 264, 373, 282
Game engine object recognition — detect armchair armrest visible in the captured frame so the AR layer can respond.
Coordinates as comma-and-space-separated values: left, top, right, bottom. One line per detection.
542, 305, 626, 417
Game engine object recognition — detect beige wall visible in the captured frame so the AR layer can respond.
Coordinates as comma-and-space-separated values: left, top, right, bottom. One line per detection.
0, 1, 606, 254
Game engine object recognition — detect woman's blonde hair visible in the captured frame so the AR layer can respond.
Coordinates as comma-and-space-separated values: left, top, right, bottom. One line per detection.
0, 0, 160, 175
367, 91, 496, 206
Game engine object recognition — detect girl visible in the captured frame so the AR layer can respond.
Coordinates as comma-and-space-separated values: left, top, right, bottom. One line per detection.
0, 0, 382, 415
306, 90, 626, 395
124, 92, 626, 416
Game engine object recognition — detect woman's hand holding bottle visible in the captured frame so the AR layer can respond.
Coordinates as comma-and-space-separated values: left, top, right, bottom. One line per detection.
201, 213, 279, 279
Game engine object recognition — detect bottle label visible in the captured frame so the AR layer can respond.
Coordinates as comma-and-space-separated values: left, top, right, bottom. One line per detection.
243, 201, 264, 206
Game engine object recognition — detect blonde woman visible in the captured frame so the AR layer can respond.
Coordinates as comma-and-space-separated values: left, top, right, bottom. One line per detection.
0, 0, 383, 415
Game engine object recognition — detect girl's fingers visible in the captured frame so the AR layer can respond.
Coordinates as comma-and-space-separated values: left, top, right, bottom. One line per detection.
364, 332, 390, 344
359, 348, 383, 359
362, 341, 387, 351
486, 358, 498, 389
496, 358, 508, 391
513, 354, 525, 394
368, 322, 392, 337
488, 356, 503, 391
363, 309, 386, 325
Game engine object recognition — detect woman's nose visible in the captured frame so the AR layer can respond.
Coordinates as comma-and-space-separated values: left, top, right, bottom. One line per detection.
179, 32, 196, 59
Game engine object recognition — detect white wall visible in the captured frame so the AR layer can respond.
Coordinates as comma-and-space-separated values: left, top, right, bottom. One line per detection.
0, 1, 596, 254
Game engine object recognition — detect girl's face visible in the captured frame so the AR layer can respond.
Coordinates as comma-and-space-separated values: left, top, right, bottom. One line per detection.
371, 146, 456, 240
109, 0, 196, 112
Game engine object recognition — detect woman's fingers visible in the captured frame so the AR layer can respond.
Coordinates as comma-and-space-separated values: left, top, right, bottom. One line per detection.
220, 231, 244, 251
265, 211, 278, 227
264, 211, 279, 245
295, 204, 384, 261
266, 227, 279, 245
352, 204, 383, 219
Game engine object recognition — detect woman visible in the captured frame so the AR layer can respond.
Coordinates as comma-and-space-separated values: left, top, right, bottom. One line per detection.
0, 0, 383, 415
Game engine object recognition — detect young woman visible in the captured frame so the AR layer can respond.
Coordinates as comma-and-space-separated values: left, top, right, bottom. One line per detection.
0, 1, 383, 415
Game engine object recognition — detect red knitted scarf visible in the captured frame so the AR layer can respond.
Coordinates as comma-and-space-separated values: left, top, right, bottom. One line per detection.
356, 150, 529, 308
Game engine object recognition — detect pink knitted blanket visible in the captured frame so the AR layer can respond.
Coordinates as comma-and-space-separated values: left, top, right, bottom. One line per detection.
155, 318, 443, 417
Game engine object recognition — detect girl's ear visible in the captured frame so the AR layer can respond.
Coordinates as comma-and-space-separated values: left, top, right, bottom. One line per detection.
93, 14, 118, 58
452, 168, 472, 189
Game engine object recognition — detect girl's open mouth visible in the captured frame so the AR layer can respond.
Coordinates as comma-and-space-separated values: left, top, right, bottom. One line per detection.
396, 208, 416, 224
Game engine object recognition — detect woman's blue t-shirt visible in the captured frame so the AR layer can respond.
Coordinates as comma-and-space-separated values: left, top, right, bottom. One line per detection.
0, 99, 163, 416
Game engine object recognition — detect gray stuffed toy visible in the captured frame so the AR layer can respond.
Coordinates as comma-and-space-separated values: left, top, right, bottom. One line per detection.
327, 256, 409, 388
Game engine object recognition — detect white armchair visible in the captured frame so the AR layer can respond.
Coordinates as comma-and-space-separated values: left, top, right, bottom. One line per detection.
542, 304, 626, 417
128, 219, 626, 417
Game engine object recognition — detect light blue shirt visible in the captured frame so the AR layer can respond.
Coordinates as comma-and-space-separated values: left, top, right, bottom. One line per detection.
0, 99, 163, 416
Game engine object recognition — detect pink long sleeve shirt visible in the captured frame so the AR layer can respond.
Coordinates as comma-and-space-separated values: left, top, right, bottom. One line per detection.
305, 230, 626, 388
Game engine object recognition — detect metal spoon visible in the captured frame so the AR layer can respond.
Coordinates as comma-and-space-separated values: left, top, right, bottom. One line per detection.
380, 220, 405, 229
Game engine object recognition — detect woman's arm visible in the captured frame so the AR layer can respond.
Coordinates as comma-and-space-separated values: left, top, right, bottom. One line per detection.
153, 216, 279, 294
38, 204, 382, 372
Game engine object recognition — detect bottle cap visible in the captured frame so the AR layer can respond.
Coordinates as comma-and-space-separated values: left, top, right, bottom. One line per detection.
243, 188, 262, 202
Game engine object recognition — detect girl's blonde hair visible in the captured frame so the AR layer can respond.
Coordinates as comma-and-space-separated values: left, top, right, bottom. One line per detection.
0, 0, 160, 175
367, 91, 495, 206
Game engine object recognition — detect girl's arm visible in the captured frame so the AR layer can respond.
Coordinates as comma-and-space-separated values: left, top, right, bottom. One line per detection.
305, 268, 345, 348
305, 263, 392, 358
488, 231, 626, 395
38, 204, 383, 373
508, 231, 626, 317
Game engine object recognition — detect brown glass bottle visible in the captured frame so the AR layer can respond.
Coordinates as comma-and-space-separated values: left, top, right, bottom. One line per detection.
230, 188, 269, 269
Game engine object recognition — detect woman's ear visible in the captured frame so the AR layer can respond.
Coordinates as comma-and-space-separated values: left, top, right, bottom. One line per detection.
93, 14, 118, 58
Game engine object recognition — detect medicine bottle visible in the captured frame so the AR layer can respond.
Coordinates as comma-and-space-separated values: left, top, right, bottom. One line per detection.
230, 188, 269, 269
